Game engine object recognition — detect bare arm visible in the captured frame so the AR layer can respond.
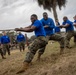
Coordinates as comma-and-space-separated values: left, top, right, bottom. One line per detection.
25, 25, 32, 28
59, 24, 69, 28
73, 23, 76, 28
15, 25, 36, 32
62, 24, 69, 28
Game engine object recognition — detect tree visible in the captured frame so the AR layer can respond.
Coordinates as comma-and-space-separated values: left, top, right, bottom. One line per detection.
37, 0, 67, 22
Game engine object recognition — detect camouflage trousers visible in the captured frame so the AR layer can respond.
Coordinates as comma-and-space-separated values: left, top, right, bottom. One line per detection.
18, 41, 25, 51
65, 31, 76, 47
74, 35, 76, 43
24, 36, 48, 63
55, 32, 61, 35
2, 44, 10, 55
0, 48, 3, 57
46, 34, 65, 48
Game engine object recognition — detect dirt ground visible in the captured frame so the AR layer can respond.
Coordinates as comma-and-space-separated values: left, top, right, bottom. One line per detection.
0, 41, 76, 75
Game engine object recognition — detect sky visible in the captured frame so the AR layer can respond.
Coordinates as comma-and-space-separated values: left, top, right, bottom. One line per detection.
0, 0, 76, 37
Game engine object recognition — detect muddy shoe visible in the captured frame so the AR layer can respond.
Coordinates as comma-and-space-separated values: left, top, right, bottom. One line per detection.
16, 62, 29, 74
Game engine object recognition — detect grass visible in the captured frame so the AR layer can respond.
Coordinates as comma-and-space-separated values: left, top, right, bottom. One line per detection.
0, 39, 76, 75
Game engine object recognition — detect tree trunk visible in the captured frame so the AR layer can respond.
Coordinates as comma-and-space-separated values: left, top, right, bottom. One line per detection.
52, 6, 58, 22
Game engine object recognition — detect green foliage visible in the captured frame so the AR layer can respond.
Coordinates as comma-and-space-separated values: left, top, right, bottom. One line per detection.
37, 0, 67, 11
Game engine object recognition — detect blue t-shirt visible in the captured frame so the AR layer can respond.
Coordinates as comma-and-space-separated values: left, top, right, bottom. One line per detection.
55, 22, 60, 33
1, 35, 10, 44
62, 20, 74, 32
55, 26, 61, 33
0, 37, 1, 44
74, 20, 76, 23
17, 34, 25, 42
32, 20, 46, 37
41, 18, 55, 35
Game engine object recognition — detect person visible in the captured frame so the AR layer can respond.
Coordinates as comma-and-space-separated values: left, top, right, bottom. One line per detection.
73, 15, 76, 44
15, 14, 48, 74
25, 34, 29, 46
0, 40, 6, 59
1, 31, 11, 56
73, 15, 76, 27
55, 19, 61, 34
59, 16, 76, 48
41, 12, 65, 54
17, 32, 25, 52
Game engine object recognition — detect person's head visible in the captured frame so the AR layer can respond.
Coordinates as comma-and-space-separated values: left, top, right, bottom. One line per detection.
63, 16, 68, 22
73, 15, 76, 20
25, 34, 27, 36
43, 12, 48, 19
55, 19, 59, 23
55, 19, 59, 26
19, 32, 21, 35
2, 31, 6, 35
25, 34, 27, 37
30, 14, 38, 23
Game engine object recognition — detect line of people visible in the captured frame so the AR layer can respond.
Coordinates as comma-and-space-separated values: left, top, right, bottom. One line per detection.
56, 16, 76, 48
0, 31, 27, 59
15, 12, 76, 74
